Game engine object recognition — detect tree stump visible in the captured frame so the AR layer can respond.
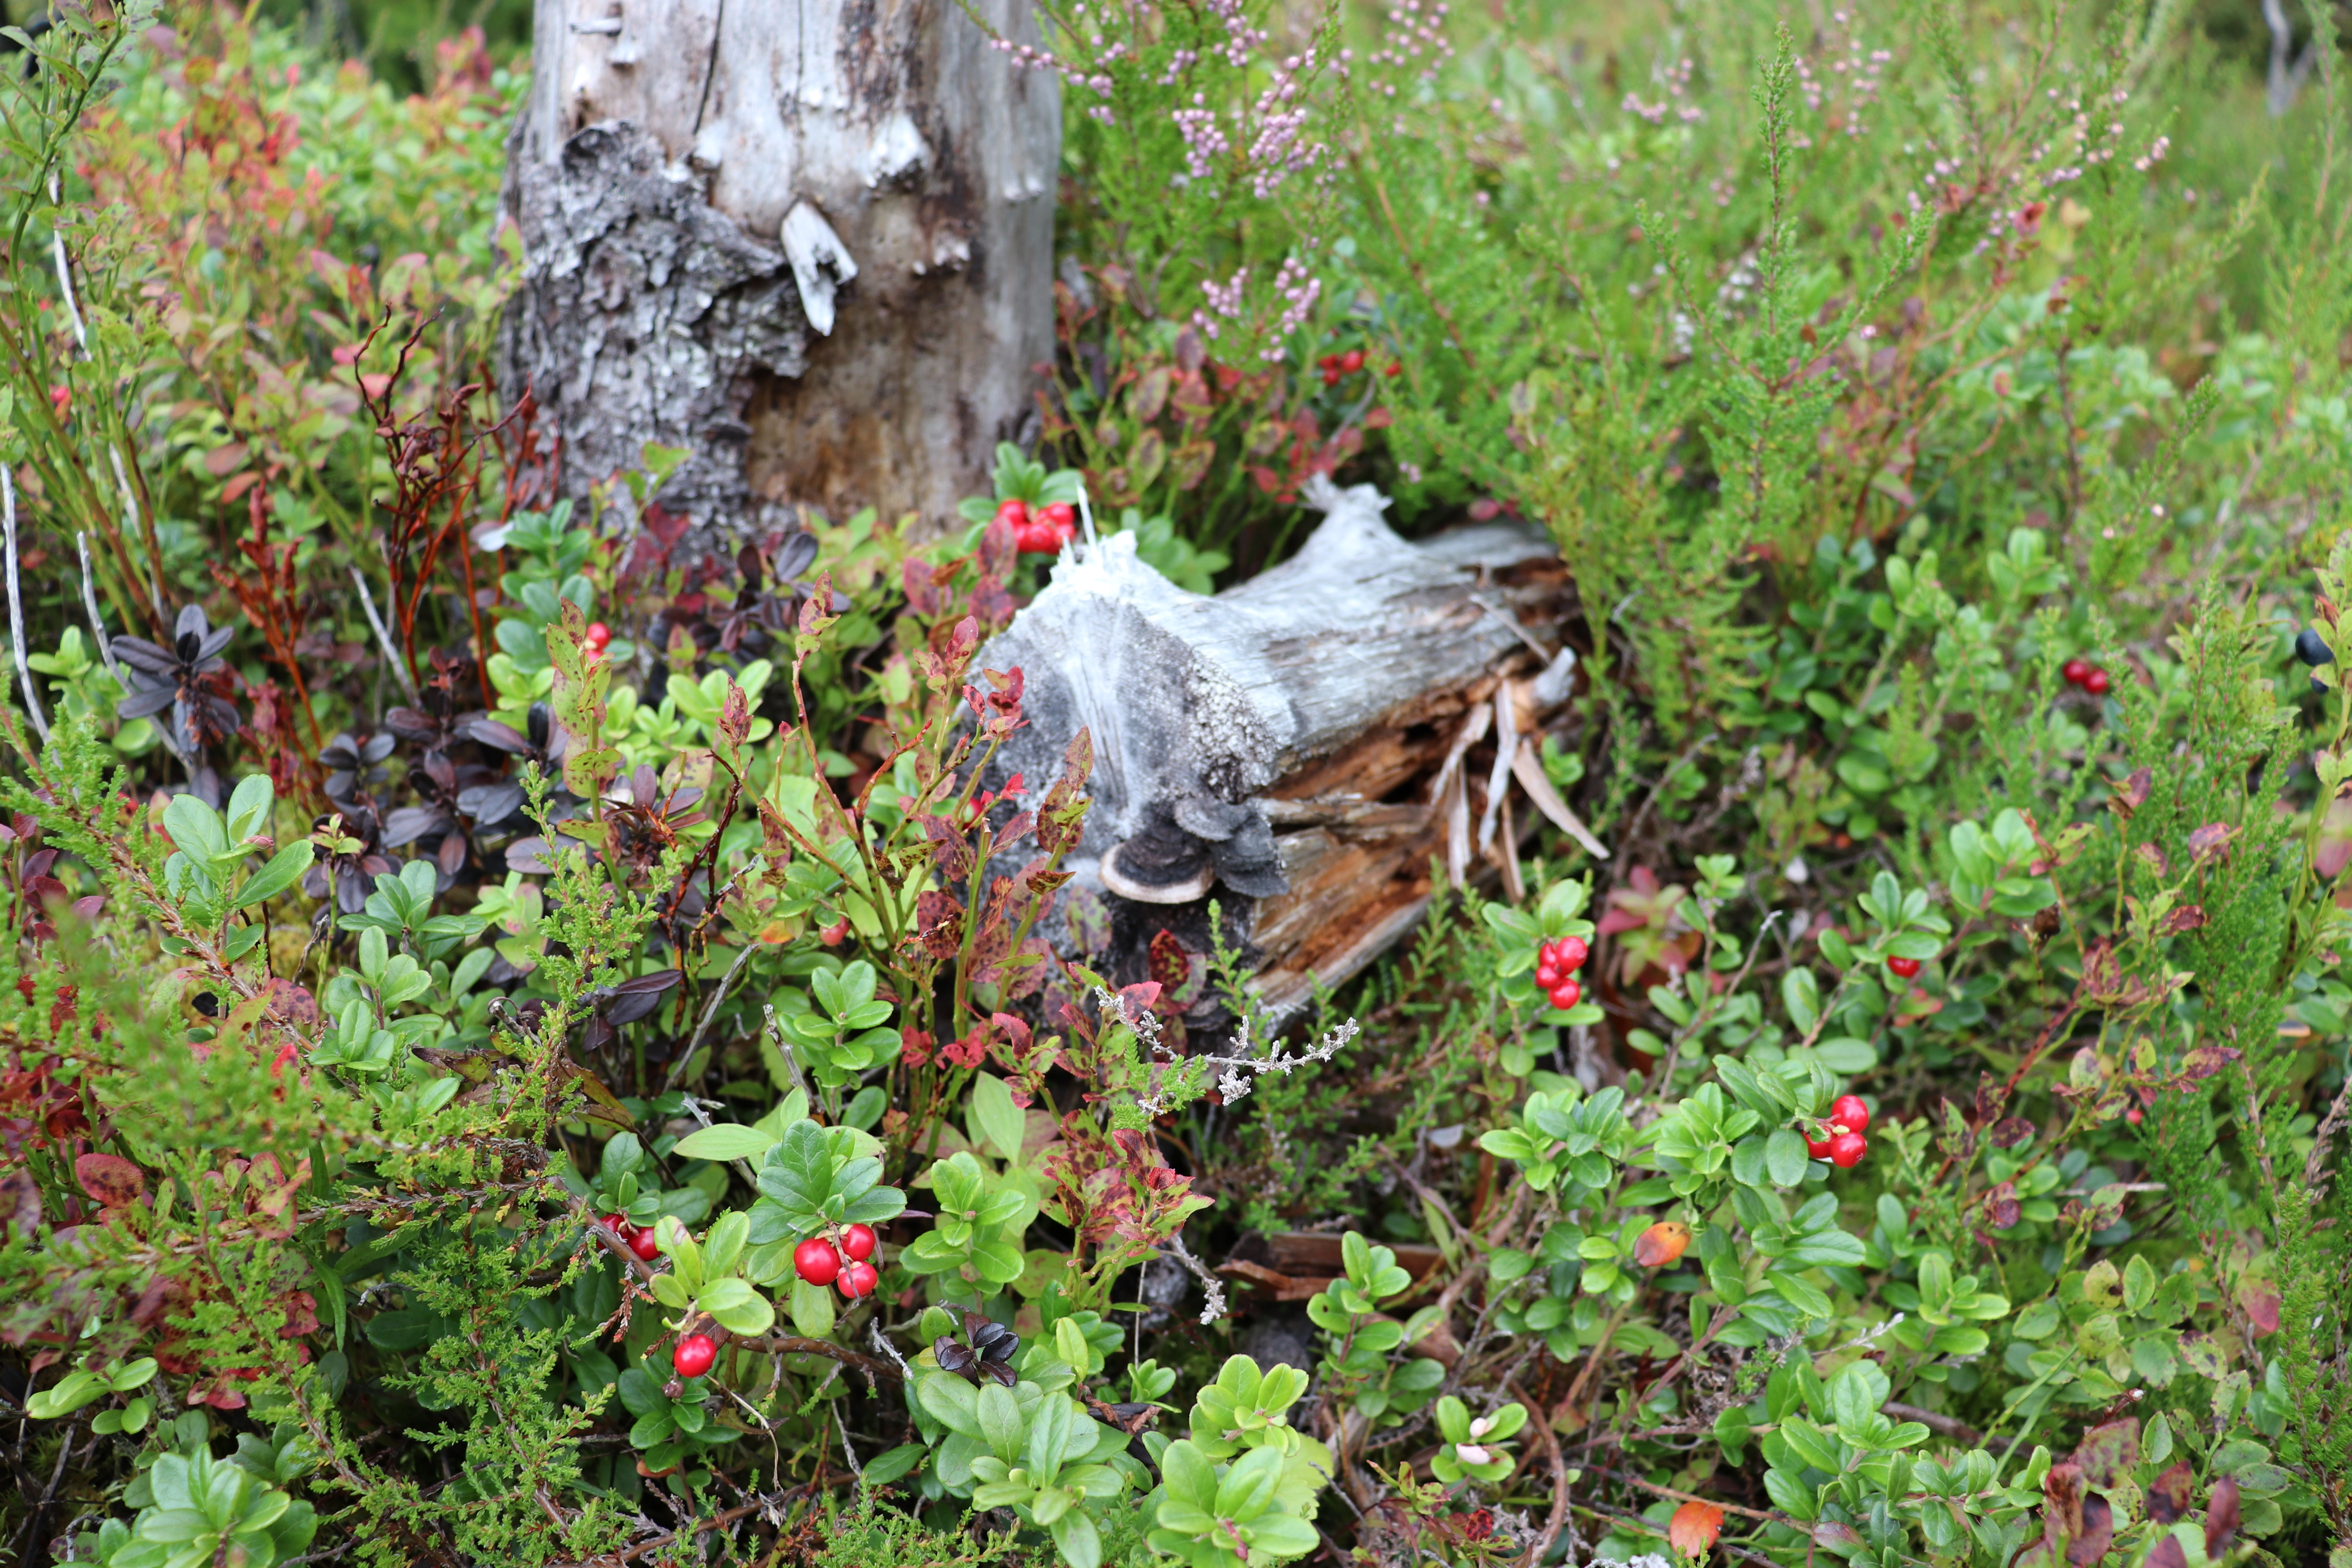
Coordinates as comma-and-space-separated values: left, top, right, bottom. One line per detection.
983, 480, 1604, 1022
499, 0, 1060, 550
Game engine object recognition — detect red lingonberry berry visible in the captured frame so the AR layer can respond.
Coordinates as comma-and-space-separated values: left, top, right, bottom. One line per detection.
1384, 361, 1403, 377
628, 1227, 661, 1262
1321, 367, 1342, 387
1317, 354, 1340, 371
1039, 502, 1076, 533
599, 1212, 629, 1235
840, 1223, 878, 1262
1804, 1131, 1835, 1160
995, 497, 1029, 529
586, 622, 612, 646
1828, 1131, 1869, 1169
2126, 1106, 2144, 1125
2084, 666, 2111, 696
672, 1333, 717, 1379
1829, 1094, 1871, 1135
1340, 348, 1365, 373
1887, 956, 1922, 979
838, 1260, 880, 1299
1535, 962, 1563, 988
1551, 935, 1590, 972
793, 1236, 842, 1286
2061, 658, 2089, 686
1548, 979, 1582, 1011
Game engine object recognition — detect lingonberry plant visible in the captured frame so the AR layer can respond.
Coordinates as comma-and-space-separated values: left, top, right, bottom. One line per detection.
5, 0, 2352, 1564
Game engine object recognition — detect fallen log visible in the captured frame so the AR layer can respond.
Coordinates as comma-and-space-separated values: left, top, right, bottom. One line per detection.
983, 478, 1607, 1023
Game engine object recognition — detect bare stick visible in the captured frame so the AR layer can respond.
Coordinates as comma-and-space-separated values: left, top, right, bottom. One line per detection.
1, 468, 51, 746
664, 940, 760, 1093
47, 178, 87, 356
75, 533, 122, 683
348, 566, 421, 704
105, 446, 163, 623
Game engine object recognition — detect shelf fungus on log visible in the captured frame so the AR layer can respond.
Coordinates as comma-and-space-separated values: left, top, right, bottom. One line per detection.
981, 477, 1608, 1024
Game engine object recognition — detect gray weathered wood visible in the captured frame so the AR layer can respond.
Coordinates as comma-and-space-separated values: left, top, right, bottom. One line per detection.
499, 0, 1061, 552
982, 480, 1590, 1020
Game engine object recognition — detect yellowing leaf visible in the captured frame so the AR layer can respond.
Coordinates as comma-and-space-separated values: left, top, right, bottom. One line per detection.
1634, 1220, 1691, 1268
1668, 1500, 1725, 1559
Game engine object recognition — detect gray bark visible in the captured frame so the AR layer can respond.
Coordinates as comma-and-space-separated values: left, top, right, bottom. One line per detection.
982, 480, 1590, 1022
499, 0, 1061, 554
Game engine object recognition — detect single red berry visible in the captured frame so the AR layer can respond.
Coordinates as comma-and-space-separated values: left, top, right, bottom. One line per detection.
1340, 348, 1365, 374
599, 1212, 629, 1235
2061, 658, 2089, 686
628, 1227, 661, 1262
1804, 1131, 1835, 1160
1535, 962, 1563, 988
1828, 1131, 1869, 1169
838, 1260, 880, 1299
2084, 666, 2111, 696
1547, 978, 1583, 1011
793, 1236, 842, 1287
1551, 935, 1589, 972
2126, 1106, 2143, 1125
1886, 955, 1922, 979
1829, 1094, 1871, 1135
1384, 361, 1403, 377
840, 1223, 878, 1263
586, 622, 612, 646
1321, 367, 1342, 387
1318, 353, 1340, 370
672, 1333, 717, 1379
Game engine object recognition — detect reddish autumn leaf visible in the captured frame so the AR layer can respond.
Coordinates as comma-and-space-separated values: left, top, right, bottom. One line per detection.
1667, 1499, 1724, 1559
75, 1152, 146, 1209
2147, 1460, 2195, 1524
2204, 1477, 2241, 1558
2186, 822, 2238, 866
0, 1170, 41, 1238
1634, 1220, 1691, 1268
2108, 766, 2153, 820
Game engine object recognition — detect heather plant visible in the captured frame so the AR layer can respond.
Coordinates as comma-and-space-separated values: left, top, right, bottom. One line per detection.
2, 0, 2352, 1565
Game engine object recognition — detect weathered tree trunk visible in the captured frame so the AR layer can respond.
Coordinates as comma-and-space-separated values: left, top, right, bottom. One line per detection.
982, 480, 1604, 1024
499, 0, 1060, 552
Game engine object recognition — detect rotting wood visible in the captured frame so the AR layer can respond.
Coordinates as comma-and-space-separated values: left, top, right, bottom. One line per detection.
981, 478, 1605, 1025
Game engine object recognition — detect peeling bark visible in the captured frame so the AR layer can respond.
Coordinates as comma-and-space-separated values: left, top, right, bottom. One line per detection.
981, 480, 1576, 1021
500, 0, 1060, 553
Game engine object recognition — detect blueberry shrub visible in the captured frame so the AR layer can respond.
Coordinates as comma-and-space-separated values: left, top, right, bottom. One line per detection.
2, 0, 2350, 1566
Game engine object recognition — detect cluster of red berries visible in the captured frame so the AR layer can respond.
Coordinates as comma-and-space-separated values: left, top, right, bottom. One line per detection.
1534, 934, 1590, 1011
2060, 657, 2111, 697
996, 498, 1078, 557
793, 1224, 880, 1299
1804, 1093, 1873, 1169
1315, 347, 1405, 387
1315, 348, 1366, 386
583, 620, 613, 666
600, 1211, 664, 1263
